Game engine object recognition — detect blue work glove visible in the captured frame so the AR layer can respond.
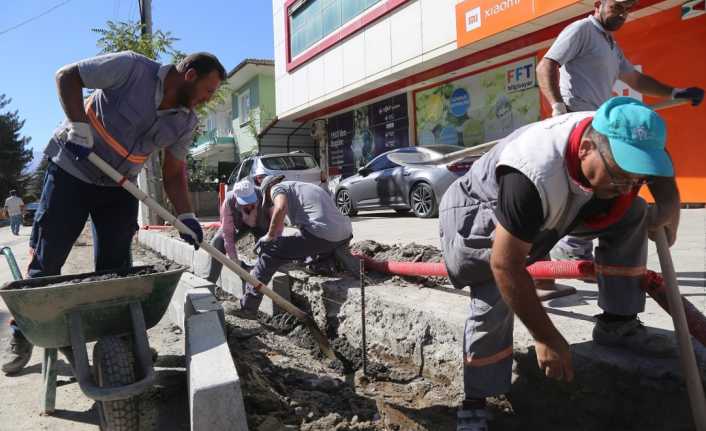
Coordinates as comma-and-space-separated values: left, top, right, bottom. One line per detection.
65, 122, 94, 161
672, 87, 704, 107
177, 213, 203, 249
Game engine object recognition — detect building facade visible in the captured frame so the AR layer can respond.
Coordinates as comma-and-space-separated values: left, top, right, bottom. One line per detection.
272, 0, 706, 202
191, 59, 276, 177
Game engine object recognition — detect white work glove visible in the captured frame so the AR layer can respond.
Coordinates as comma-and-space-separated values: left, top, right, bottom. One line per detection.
551, 102, 568, 117
65, 121, 94, 160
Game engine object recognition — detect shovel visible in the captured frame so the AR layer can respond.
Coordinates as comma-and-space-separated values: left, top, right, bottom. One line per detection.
654, 227, 706, 431
388, 98, 689, 167
86, 152, 337, 361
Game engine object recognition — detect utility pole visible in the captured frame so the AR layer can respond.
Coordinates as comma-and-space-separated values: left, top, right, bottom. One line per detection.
136, 0, 164, 225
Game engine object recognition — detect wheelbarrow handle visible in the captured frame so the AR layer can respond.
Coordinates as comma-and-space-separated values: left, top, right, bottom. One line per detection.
1, 246, 23, 281
85, 153, 336, 360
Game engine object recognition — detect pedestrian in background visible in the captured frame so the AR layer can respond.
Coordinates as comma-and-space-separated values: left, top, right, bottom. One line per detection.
3, 190, 25, 236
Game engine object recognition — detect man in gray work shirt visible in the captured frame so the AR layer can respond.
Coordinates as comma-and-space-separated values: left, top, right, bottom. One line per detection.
240, 175, 353, 313
2, 51, 226, 374
536, 0, 703, 261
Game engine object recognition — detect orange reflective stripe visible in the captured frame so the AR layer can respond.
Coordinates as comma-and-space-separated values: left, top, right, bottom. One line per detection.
464, 346, 513, 367
85, 100, 148, 164
594, 264, 646, 278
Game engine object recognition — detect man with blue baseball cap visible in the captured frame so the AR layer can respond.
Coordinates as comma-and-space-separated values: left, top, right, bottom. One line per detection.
205, 179, 271, 285
439, 96, 679, 430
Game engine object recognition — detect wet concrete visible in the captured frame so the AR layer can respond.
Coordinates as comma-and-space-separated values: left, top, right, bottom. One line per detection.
3, 263, 183, 290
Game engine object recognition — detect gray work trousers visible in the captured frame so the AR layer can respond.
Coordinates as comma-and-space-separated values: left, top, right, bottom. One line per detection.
439, 198, 648, 399
206, 228, 226, 284
240, 229, 348, 311
553, 235, 594, 260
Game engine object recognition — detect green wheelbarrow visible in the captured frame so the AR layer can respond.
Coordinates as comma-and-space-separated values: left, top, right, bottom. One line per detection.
0, 246, 184, 430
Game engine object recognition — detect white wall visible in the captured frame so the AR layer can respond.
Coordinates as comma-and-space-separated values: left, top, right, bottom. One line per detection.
273, 0, 460, 119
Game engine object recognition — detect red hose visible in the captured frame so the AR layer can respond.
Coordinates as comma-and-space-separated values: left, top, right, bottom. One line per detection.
355, 253, 706, 347
354, 254, 596, 279
142, 222, 221, 230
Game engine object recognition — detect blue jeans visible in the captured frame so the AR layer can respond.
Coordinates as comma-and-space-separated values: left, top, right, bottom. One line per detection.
9, 214, 21, 235
27, 162, 138, 278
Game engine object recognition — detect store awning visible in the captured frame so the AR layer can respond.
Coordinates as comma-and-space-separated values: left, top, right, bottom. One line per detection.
257, 117, 317, 158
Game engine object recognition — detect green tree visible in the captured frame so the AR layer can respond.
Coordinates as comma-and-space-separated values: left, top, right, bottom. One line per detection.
0, 94, 33, 200
26, 156, 49, 202
92, 20, 180, 61
185, 153, 218, 191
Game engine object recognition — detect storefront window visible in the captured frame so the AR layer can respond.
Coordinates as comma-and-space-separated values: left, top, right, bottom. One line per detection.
414, 57, 540, 149
290, 0, 382, 58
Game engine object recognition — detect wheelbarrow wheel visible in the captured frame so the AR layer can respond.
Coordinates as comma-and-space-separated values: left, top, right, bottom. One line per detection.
93, 336, 139, 431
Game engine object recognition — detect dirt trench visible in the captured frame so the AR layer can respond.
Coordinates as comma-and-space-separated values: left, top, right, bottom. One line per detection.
213, 238, 697, 431
220, 292, 696, 431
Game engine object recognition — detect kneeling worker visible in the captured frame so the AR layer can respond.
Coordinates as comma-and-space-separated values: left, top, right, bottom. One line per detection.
206, 179, 271, 284
240, 176, 353, 313
439, 97, 679, 430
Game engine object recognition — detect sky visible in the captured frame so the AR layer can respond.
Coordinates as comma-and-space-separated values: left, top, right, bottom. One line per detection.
0, 0, 275, 171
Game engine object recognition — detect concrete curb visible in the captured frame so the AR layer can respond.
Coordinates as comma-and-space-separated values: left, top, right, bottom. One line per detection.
169, 268, 249, 430
187, 312, 248, 431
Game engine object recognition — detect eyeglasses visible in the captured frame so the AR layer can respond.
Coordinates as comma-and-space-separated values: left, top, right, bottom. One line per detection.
597, 149, 651, 187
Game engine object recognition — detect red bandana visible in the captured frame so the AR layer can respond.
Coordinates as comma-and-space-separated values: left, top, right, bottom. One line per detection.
564, 116, 638, 229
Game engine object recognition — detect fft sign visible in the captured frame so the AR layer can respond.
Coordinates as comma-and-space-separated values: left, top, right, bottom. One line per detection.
505, 58, 536, 93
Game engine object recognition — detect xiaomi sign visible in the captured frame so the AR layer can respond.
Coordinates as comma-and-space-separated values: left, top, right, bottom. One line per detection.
456, 0, 581, 48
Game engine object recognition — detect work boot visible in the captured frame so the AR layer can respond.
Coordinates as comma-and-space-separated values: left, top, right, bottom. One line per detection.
592, 316, 675, 357
2, 331, 34, 374
304, 255, 338, 276
239, 288, 263, 320
457, 406, 489, 431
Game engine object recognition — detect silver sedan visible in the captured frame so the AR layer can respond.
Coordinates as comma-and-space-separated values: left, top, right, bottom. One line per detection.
334, 145, 477, 218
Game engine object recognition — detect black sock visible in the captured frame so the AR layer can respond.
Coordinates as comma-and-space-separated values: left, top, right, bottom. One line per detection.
598, 312, 636, 323
462, 398, 487, 410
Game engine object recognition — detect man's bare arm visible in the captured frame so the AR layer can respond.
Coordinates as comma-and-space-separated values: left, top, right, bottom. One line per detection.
162, 151, 193, 215
537, 58, 566, 114
55, 65, 89, 124
491, 224, 574, 381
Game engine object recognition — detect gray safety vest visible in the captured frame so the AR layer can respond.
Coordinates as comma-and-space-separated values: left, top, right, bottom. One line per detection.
47, 55, 198, 186
441, 113, 595, 260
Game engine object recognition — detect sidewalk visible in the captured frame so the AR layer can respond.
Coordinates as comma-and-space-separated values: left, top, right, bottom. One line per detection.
0, 224, 188, 431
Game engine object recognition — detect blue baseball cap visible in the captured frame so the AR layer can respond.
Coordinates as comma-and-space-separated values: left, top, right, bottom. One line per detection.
233, 180, 258, 205
592, 96, 673, 177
